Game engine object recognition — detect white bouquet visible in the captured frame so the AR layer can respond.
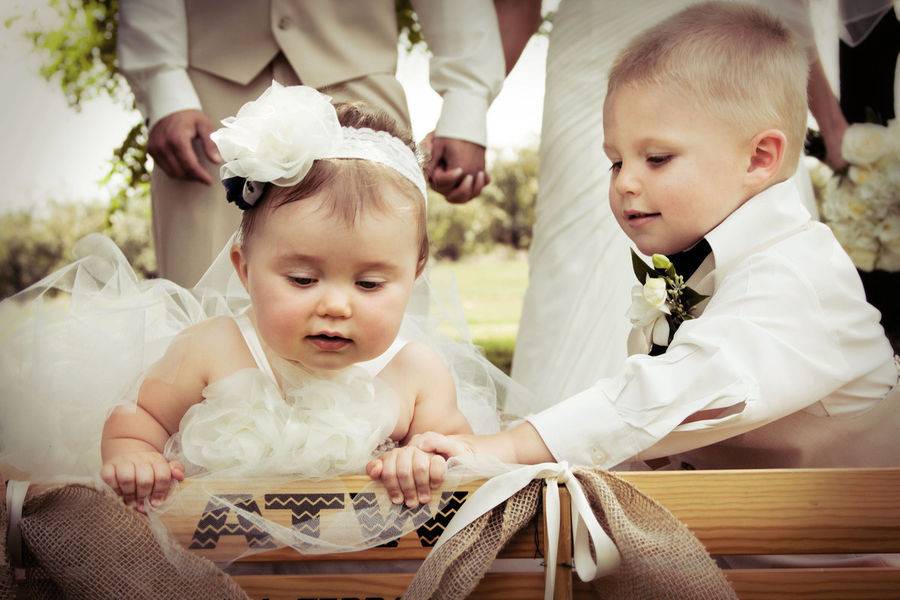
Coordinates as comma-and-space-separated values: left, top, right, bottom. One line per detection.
812, 119, 900, 272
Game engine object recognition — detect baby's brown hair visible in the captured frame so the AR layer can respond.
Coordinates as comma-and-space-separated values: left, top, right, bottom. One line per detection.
239, 103, 428, 274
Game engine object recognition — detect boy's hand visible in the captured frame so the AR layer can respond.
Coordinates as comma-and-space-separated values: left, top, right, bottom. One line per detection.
366, 446, 447, 508
407, 431, 476, 460
100, 452, 185, 513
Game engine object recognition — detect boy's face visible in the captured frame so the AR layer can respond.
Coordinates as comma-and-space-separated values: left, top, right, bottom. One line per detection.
603, 83, 751, 256
234, 189, 420, 372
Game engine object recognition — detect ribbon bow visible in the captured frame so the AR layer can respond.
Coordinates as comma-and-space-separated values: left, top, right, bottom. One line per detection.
5, 479, 30, 568
433, 462, 620, 600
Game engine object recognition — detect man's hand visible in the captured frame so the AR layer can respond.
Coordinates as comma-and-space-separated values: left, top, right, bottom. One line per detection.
148, 109, 222, 184
423, 133, 490, 203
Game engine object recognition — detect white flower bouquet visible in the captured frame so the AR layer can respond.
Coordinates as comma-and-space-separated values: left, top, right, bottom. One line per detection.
812, 119, 900, 272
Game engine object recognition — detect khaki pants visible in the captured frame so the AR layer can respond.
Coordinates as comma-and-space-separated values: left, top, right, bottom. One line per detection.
151, 55, 410, 286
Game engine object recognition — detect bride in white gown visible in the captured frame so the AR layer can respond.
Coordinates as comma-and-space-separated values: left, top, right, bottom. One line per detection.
509, 0, 820, 408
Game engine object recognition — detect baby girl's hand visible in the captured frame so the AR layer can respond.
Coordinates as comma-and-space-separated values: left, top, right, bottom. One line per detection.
366, 446, 446, 508
100, 452, 185, 513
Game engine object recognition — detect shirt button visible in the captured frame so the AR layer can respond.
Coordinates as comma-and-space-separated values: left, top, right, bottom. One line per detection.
277, 16, 291, 30
590, 446, 607, 464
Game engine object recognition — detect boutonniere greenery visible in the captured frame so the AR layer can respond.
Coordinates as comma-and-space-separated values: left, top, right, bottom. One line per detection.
629, 250, 709, 347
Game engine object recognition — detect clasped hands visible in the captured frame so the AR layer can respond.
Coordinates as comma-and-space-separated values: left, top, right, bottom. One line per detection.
150, 111, 490, 203
366, 432, 475, 508
420, 132, 490, 203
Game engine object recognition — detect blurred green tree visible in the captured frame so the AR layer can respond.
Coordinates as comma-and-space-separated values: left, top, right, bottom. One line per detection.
13, 0, 146, 224
428, 146, 538, 259
481, 147, 538, 250
0, 193, 154, 299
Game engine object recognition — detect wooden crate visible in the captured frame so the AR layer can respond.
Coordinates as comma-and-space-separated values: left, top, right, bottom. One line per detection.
160, 468, 900, 599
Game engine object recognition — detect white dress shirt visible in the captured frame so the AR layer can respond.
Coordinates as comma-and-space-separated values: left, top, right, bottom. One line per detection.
116, 0, 504, 145
527, 180, 898, 469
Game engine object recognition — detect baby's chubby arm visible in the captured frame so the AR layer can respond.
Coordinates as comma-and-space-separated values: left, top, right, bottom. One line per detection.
101, 320, 216, 510
367, 343, 472, 507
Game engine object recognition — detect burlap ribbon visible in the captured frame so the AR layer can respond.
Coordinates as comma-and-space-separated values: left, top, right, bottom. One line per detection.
404, 465, 738, 600
1, 481, 248, 600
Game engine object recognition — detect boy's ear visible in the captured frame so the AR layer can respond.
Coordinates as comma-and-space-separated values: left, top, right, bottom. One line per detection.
230, 244, 250, 290
746, 129, 787, 186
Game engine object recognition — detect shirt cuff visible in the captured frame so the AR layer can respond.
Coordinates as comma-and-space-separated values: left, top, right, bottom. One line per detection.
140, 69, 203, 129
434, 89, 489, 147
525, 381, 643, 468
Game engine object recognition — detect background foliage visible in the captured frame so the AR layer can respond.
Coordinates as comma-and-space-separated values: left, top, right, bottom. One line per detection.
0, 145, 537, 299
0, 194, 154, 298
428, 148, 537, 260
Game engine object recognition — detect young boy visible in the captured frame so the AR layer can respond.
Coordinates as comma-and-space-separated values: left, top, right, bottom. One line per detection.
370, 1, 899, 506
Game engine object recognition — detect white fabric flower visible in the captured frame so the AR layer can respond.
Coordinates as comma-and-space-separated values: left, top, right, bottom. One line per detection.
210, 81, 343, 186
842, 123, 889, 166
628, 277, 670, 328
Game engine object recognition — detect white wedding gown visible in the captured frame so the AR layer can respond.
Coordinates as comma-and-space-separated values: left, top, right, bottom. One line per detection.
512, 0, 819, 408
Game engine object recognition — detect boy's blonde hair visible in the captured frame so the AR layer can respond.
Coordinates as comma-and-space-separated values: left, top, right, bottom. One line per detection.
607, 1, 809, 171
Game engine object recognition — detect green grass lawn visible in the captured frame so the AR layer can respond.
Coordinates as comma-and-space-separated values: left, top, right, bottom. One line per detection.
430, 254, 528, 373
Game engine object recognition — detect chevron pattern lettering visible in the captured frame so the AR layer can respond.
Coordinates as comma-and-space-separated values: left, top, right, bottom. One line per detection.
189, 494, 277, 550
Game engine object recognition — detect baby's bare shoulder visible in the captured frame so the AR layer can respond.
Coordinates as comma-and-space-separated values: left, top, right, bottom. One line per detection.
162, 317, 247, 375
390, 341, 450, 378
193, 315, 241, 341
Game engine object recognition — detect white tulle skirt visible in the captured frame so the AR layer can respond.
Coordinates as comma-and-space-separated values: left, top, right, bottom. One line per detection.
0, 233, 527, 559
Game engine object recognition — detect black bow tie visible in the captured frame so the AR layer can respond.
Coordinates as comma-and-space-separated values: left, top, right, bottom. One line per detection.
668, 238, 713, 283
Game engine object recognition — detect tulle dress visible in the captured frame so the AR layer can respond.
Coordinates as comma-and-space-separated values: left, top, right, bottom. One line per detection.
0, 233, 523, 558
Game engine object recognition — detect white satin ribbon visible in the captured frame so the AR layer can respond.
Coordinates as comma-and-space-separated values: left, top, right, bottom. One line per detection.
433, 462, 620, 600
5, 479, 30, 569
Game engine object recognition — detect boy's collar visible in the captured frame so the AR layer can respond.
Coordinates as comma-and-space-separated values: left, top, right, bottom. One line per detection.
704, 179, 811, 282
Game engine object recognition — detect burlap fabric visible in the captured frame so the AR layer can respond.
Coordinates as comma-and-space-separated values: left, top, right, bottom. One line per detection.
1, 482, 248, 600
403, 480, 542, 599
0, 482, 14, 598
404, 468, 737, 600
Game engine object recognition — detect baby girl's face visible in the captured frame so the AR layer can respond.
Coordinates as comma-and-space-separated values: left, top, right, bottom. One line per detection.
234, 190, 420, 372
603, 83, 750, 256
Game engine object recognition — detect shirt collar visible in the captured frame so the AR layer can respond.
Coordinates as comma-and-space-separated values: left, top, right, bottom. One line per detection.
704, 179, 811, 282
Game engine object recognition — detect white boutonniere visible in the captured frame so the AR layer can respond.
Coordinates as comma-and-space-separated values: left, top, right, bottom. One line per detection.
629, 250, 708, 349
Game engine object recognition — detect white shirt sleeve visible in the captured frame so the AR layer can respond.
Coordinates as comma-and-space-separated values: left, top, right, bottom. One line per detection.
117, 0, 202, 127
411, 0, 505, 146
526, 253, 852, 468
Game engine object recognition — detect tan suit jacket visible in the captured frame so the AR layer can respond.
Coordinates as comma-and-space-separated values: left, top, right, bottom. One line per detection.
184, 0, 399, 90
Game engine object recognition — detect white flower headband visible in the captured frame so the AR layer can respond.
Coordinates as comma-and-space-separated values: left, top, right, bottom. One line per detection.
210, 81, 427, 210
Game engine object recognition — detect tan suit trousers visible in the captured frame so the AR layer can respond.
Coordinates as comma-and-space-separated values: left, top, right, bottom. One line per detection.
151, 55, 409, 286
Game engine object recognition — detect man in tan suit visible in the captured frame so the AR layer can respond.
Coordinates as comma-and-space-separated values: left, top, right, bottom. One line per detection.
118, 0, 504, 286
